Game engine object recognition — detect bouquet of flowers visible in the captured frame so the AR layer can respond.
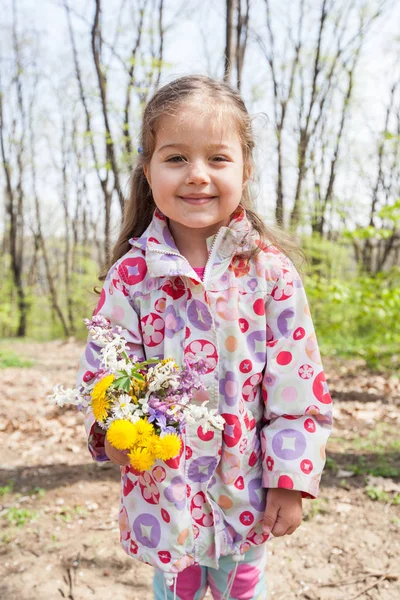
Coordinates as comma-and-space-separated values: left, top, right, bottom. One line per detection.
49, 315, 225, 471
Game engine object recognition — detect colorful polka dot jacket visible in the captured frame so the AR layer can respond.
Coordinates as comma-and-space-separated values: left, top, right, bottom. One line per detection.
77, 206, 333, 576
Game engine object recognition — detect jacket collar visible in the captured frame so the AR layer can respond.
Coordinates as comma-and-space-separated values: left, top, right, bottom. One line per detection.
129, 206, 256, 278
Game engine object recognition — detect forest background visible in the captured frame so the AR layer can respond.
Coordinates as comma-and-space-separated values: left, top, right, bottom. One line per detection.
1, 2, 400, 599
0, 0, 400, 371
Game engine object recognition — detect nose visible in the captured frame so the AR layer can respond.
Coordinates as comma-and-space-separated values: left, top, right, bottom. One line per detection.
185, 160, 210, 185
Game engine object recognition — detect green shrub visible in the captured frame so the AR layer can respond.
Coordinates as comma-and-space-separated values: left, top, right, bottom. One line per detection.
306, 267, 400, 370
0, 350, 33, 369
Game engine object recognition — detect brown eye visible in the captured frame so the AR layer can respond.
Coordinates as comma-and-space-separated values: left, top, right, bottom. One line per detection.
167, 155, 185, 163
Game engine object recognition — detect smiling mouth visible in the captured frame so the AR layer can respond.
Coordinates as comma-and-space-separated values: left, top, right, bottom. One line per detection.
179, 196, 216, 204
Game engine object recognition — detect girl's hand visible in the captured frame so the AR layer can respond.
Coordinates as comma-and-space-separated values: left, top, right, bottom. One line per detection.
104, 437, 131, 466
262, 488, 303, 537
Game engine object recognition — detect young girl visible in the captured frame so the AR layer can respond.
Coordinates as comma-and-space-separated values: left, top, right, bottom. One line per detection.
78, 75, 332, 600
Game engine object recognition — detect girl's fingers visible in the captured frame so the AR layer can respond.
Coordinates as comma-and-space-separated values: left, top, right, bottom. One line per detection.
262, 505, 278, 534
274, 519, 301, 537
285, 525, 298, 535
271, 523, 289, 537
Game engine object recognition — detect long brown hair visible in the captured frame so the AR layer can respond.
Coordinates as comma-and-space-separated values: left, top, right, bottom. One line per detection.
100, 75, 300, 280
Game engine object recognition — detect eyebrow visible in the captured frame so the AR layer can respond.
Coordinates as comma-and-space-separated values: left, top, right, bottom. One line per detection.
157, 143, 234, 152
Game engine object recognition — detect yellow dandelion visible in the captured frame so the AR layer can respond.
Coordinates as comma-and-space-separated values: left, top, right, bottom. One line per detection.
155, 434, 181, 461
128, 446, 155, 471
92, 394, 110, 422
91, 375, 114, 422
106, 420, 137, 450
134, 418, 154, 444
92, 374, 114, 401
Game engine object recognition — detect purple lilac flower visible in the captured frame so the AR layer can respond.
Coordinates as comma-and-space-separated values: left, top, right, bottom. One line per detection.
84, 315, 110, 330
148, 397, 169, 413
155, 413, 177, 434
147, 407, 165, 424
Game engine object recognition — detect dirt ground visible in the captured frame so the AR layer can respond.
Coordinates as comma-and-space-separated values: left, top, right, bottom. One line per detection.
0, 339, 399, 600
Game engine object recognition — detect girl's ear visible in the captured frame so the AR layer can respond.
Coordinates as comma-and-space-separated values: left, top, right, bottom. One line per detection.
143, 164, 151, 187
243, 164, 252, 188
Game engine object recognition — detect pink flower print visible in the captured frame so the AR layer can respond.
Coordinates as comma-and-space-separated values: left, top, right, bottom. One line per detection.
266, 455, 274, 471
138, 472, 160, 505
165, 305, 185, 338
219, 371, 239, 406
141, 313, 165, 347
154, 297, 166, 313
164, 476, 187, 510
242, 372, 262, 403
271, 269, 294, 301
246, 524, 270, 545
184, 339, 217, 373
190, 491, 214, 527
298, 364, 314, 380
152, 465, 166, 483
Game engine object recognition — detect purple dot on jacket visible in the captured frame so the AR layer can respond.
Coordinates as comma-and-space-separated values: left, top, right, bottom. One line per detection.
165, 305, 185, 338
188, 456, 218, 483
248, 477, 266, 512
163, 228, 177, 249
86, 341, 101, 369
219, 371, 238, 406
133, 513, 161, 548
277, 307, 295, 338
187, 300, 212, 331
246, 330, 266, 363
272, 428, 306, 460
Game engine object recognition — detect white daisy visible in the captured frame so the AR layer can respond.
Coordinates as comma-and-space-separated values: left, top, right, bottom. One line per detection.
111, 394, 136, 419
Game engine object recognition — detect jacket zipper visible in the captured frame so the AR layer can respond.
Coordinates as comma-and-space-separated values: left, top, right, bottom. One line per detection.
203, 228, 225, 287
146, 229, 226, 287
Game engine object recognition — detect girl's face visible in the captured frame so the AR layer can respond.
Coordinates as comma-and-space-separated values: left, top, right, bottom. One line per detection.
144, 102, 249, 239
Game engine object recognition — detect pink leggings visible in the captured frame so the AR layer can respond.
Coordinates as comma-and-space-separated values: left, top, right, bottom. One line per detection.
153, 545, 267, 600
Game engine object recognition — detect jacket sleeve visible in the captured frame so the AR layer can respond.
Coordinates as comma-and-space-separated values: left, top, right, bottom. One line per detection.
76, 259, 145, 462
260, 258, 332, 498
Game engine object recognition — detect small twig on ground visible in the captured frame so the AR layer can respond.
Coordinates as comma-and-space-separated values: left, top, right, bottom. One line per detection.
364, 569, 399, 580
321, 575, 371, 587
320, 570, 399, 587
347, 574, 386, 600
66, 566, 75, 600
